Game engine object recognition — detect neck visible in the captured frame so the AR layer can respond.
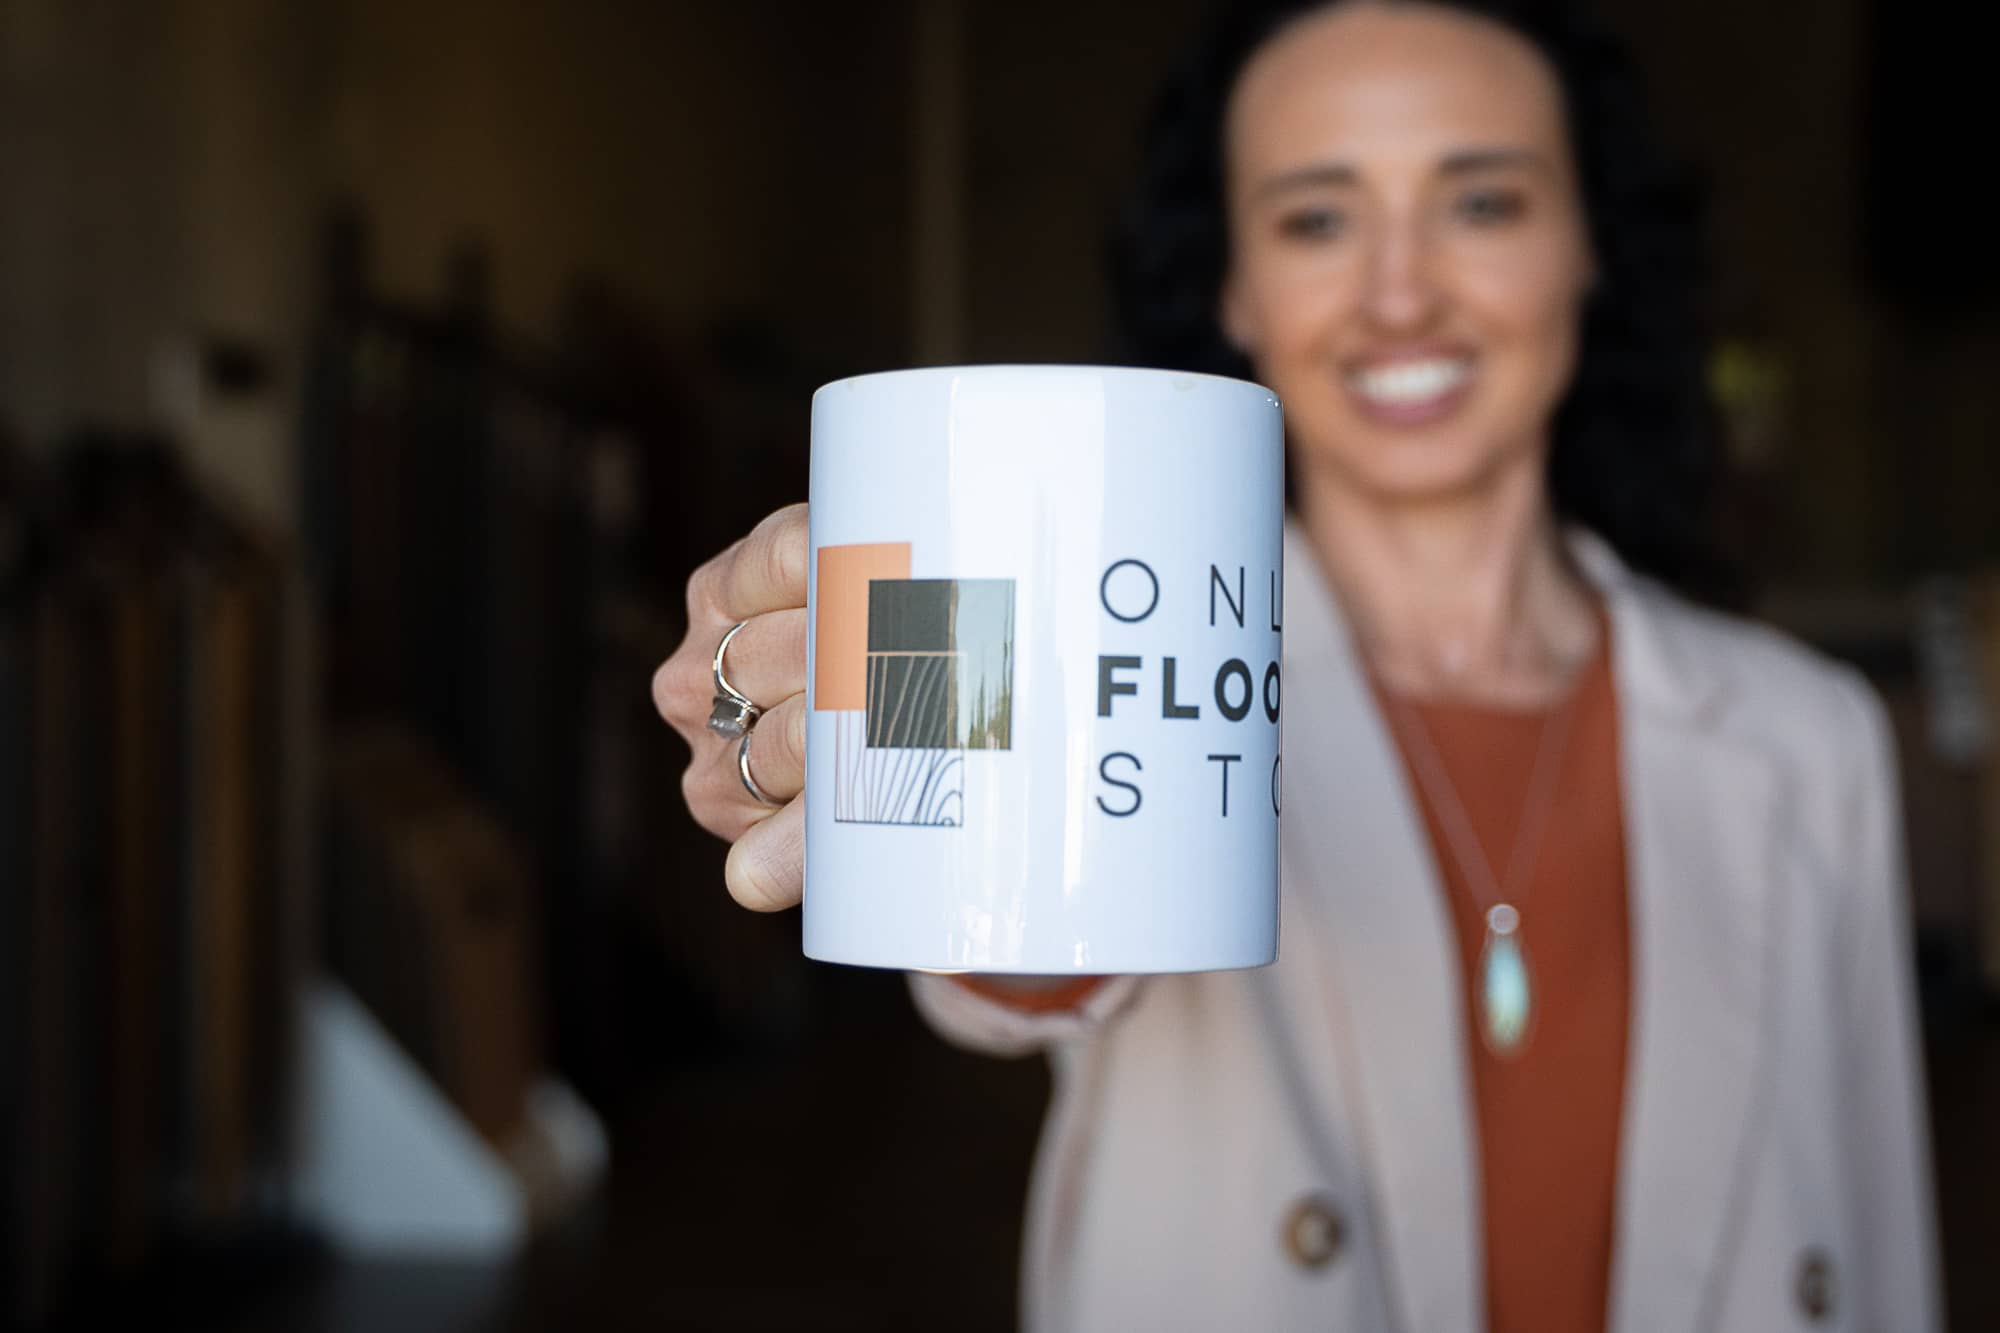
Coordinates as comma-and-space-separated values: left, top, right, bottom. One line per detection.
1297, 461, 1598, 707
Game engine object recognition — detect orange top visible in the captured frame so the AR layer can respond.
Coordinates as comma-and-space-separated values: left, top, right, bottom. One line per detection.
1376, 632, 1630, 1333
956, 637, 1631, 1333
952, 973, 1108, 1013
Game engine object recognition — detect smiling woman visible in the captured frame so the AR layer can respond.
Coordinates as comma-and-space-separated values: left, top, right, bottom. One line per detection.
1223, 7, 1596, 513
1111, 0, 1725, 602
899, 2, 1940, 1330
660, 2, 1944, 1330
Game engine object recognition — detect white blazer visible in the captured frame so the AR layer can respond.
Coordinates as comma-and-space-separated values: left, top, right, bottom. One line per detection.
910, 525, 1942, 1333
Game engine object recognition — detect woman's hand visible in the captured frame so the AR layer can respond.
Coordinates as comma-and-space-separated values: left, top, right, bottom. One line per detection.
653, 503, 810, 911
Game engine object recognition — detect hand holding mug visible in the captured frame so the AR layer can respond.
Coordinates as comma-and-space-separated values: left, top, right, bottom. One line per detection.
659, 366, 1285, 977
652, 502, 812, 911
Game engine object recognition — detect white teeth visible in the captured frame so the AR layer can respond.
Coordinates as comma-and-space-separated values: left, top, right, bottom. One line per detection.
1350, 358, 1472, 405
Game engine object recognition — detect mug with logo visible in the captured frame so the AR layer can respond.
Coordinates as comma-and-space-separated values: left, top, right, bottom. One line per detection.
804, 365, 1284, 974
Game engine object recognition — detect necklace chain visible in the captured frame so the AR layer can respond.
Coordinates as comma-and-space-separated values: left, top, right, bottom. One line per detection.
1364, 608, 1599, 1058
1385, 676, 1583, 922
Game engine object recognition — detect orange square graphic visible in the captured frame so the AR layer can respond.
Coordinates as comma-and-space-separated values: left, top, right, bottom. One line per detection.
814, 542, 911, 710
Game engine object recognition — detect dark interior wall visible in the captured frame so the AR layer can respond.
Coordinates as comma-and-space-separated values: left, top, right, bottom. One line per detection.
0, 1, 201, 444
320, 0, 911, 354
1600, 0, 1998, 581
962, 0, 1208, 364
0, 0, 317, 526
1, 0, 1992, 578
0, 0, 914, 526
1590, 0, 1879, 583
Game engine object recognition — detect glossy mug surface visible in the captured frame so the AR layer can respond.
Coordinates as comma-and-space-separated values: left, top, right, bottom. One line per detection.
803, 365, 1284, 973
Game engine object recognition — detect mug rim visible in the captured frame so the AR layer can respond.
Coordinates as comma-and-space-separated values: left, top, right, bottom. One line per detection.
813, 362, 1279, 404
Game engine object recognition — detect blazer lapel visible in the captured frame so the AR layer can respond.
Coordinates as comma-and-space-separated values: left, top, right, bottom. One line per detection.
1275, 527, 1778, 1333
1593, 554, 1782, 1333
1279, 527, 1482, 1333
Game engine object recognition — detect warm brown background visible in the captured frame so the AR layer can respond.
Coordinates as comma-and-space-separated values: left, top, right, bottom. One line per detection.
4, 0, 1995, 577
2, 1, 1993, 1329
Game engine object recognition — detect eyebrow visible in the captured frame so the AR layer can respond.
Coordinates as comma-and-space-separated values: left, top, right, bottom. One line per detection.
1440, 147, 1549, 174
1253, 147, 1552, 199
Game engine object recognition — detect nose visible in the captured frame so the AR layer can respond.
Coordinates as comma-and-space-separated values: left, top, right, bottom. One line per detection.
1359, 219, 1441, 332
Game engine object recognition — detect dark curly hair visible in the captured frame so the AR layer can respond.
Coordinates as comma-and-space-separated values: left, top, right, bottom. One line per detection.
1108, 0, 1731, 599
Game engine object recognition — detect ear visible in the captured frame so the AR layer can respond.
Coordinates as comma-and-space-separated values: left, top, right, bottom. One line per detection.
1218, 270, 1259, 359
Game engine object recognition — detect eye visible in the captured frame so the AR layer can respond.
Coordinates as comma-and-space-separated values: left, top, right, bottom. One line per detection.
1276, 207, 1346, 242
1454, 188, 1527, 226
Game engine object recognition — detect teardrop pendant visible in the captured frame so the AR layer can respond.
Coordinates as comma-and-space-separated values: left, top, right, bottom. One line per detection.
1479, 903, 1531, 1056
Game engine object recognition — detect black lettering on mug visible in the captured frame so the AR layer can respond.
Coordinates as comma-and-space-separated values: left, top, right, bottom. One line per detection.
1162, 657, 1200, 719
1100, 559, 1160, 624
1263, 661, 1281, 723
1211, 565, 1245, 629
1097, 752, 1144, 817
1214, 658, 1253, 722
1207, 753, 1241, 817
1097, 656, 1141, 718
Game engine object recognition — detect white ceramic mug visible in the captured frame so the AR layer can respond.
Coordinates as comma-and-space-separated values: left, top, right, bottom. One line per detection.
803, 365, 1284, 974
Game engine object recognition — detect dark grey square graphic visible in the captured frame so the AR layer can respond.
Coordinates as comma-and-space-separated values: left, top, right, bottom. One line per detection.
865, 653, 956, 748
864, 578, 1013, 750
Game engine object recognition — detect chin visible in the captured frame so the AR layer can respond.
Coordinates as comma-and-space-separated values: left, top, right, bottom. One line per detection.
1299, 428, 1528, 509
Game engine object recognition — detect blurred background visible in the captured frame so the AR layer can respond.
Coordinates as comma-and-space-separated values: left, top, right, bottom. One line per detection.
1, 0, 1995, 1329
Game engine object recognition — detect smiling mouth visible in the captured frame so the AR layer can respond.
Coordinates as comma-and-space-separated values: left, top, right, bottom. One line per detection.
1346, 356, 1476, 408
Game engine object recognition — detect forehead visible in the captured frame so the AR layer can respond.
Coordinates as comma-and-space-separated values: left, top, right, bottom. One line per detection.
1226, 3, 1570, 176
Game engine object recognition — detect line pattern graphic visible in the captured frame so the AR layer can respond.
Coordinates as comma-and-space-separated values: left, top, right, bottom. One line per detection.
826, 574, 1012, 828
831, 712, 964, 825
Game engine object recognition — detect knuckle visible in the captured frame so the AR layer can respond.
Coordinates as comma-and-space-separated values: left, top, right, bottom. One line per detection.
680, 763, 733, 840
761, 505, 809, 601
683, 562, 714, 623
785, 703, 808, 770
653, 653, 704, 737
686, 542, 738, 623
779, 606, 810, 670
653, 658, 682, 723
679, 763, 708, 821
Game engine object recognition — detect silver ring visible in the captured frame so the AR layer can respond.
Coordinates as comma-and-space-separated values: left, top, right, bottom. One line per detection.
738, 733, 781, 807
706, 620, 764, 739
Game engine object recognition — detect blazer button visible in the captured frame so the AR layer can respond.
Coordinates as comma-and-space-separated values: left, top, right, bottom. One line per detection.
1282, 1194, 1347, 1271
1795, 1248, 1836, 1322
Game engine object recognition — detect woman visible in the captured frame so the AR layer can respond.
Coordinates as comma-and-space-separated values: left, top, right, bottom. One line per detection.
653, 2, 1942, 1329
